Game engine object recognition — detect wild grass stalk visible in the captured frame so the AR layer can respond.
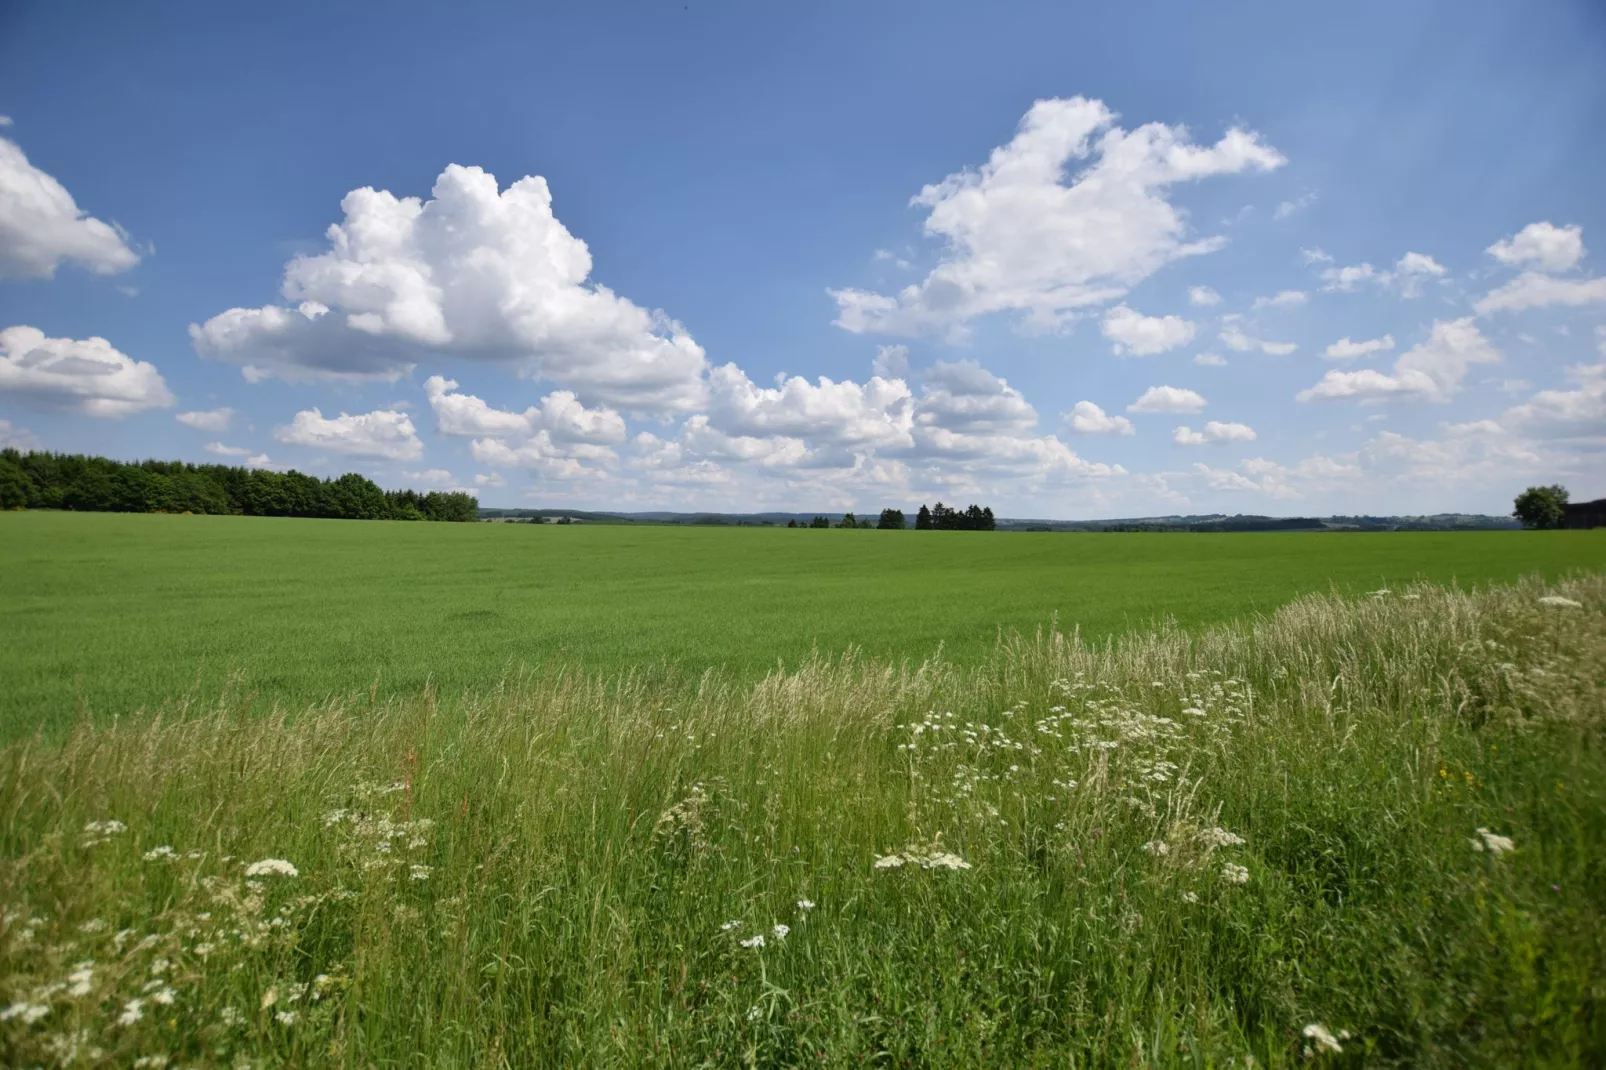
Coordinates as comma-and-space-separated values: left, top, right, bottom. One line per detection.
2, 575, 1603, 1066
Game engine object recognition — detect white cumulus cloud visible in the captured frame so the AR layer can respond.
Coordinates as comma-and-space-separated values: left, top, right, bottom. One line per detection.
1297, 318, 1498, 404
424, 375, 626, 444
1064, 400, 1134, 435
1324, 334, 1395, 361
1187, 285, 1222, 307
175, 407, 234, 432
0, 418, 38, 449
1474, 273, 1606, 315
1173, 421, 1256, 446
829, 96, 1283, 336
1251, 290, 1307, 309
203, 442, 276, 468
1218, 315, 1296, 355
1128, 385, 1207, 414
1486, 222, 1585, 273
273, 408, 423, 460
1101, 305, 1196, 355
190, 164, 709, 411
0, 136, 140, 279
0, 325, 173, 416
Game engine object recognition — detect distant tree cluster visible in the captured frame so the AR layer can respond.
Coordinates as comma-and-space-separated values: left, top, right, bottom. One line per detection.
1513, 485, 1568, 530
0, 450, 477, 522
914, 502, 995, 531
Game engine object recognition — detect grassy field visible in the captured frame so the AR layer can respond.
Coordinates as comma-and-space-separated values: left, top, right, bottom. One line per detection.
0, 576, 1601, 1065
2, 511, 1605, 738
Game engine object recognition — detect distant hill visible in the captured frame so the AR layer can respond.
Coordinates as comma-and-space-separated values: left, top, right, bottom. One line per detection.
485, 508, 1522, 532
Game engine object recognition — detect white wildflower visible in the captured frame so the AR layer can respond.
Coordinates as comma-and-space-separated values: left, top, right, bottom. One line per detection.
1369, 588, 1390, 597
149, 958, 170, 976
1199, 827, 1246, 848
134, 1057, 171, 1069
739, 934, 766, 949
142, 845, 178, 862
1470, 827, 1515, 855
117, 999, 145, 1026
66, 963, 94, 997
873, 854, 906, 869
77, 918, 107, 933
194, 942, 216, 957
796, 899, 815, 911
409, 864, 432, 881
1181, 891, 1199, 904
219, 1006, 245, 1027
772, 924, 790, 940
746, 1004, 763, 1021
275, 1010, 298, 1025
83, 820, 127, 836
1538, 595, 1582, 609
720, 920, 742, 932
1221, 863, 1250, 885
923, 852, 971, 870
0, 1001, 50, 1024
1302, 1023, 1343, 1053
1142, 840, 1171, 856
244, 859, 298, 878
149, 986, 175, 1006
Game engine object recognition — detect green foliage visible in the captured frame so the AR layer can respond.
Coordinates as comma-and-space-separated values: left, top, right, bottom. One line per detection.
877, 507, 905, 530
2, 514, 1605, 738
809, 515, 831, 528
1, 578, 1602, 1064
1514, 484, 1570, 529
922, 501, 996, 530
0, 448, 476, 523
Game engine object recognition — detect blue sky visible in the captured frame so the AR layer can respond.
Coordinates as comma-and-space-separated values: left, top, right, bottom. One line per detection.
2, 0, 1603, 518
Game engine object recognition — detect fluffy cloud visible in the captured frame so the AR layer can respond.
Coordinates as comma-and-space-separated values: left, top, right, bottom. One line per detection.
424, 375, 626, 444
1101, 305, 1196, 355
1486, 222, 1585, 273
203, 442, 276, 468
1498, 362, 1605, 439
829, 96, 1283, 336
1319, 252, 1444, 297
1218, 315, 1296, 355
0, 136, 140, 279
1251, 290, 1307, 309
175, 407, 234, 432
1187, 285, 1222, 307
871, 344, 909, 379
474, 472, 505, 488
1324, 334, 1395, 361
1296, 318, 1498, 404
1474, 273, 1606, 315
1173, 421, 1255, 445
708, 363, 914, 444
273, 408, 423, 460
0, 325, 173, 416
1128, 385, 1206, 413
1064, 401, 1134, 435
190, 164, 708, 411
1193, 352, 1227, 367
0, 418, 38, 449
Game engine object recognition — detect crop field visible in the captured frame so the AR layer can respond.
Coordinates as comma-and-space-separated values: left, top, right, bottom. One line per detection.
1, 568, 1603, 1065
1, 510, 1604, 739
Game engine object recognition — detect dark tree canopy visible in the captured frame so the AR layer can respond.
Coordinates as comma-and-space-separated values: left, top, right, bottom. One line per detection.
877, 508, 905, 530
0, 449, 477, 523
1513, 484, 1569, 529
919, 501, 996, 531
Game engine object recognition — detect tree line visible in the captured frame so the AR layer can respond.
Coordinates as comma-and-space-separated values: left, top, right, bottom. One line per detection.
784, 504, 995, 530
0, 450, 477, 522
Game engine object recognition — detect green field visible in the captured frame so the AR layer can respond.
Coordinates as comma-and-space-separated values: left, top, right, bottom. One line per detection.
2, 511, 1604, 737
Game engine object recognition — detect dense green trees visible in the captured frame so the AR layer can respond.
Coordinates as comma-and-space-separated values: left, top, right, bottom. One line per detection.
1513, 484, 1569, 529
919, 501, 995, 531
877, 508, 905, 530
0, 449, 476, 522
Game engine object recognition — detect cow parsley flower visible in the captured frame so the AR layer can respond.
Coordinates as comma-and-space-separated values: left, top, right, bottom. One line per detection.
720, 920, 742, 932
275, 1010, 299, 1026
1302, 1023, 1344, 1053
1221, 863, 1250, 885
739, 934, 766, 949
796, 899, 815, 911
772, 924, 789, 940
0, 1001, 51, 1024
142, 845, 177, 862
244, 859, 298, 878
66, 963, 94, 998
117, 999, 145, 1026
1470, 827, 1515, 855
873, 854, 906, 869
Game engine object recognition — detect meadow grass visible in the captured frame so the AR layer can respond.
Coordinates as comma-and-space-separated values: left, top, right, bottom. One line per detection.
1, 576, 1603, 1066
3, 510, 1605, 738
